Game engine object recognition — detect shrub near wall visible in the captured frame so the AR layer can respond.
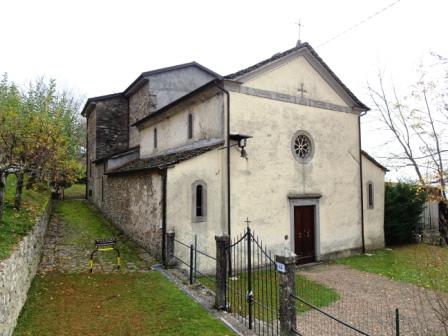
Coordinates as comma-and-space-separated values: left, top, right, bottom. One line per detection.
385, 182, 426, 245
0, 200, 51, 336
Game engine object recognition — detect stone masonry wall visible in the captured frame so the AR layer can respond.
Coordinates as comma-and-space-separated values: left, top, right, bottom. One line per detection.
129, 81, 156, 148
102, 171, 162, 259
87, 108, 97, 198
96, 96, 129, 160
0, 200, 51, 336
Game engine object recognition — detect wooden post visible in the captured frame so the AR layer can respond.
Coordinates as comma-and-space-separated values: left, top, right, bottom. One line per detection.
215, 234, 230, 309
276, 254, 298, 336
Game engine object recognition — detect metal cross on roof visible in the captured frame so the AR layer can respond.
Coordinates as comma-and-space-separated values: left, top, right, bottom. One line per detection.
245, 217, 252, 227
295, 20, 304, 44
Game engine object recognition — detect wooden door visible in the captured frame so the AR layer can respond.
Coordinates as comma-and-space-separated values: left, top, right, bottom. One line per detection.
294, 205, 315, 264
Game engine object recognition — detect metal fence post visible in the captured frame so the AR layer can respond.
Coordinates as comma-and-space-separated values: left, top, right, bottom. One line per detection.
194, 235, 198, 282
247, 227, 253, 329
165, 231, 175, 268
215, 234, 230, 309
189, 244, 194, 285
395, 308, 400, 336
276, 254, 298, 336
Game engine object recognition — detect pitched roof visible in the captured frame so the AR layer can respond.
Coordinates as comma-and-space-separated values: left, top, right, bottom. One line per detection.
123, 61, 221, 97
361, 150, 389, 172
81, 92, 124, 117
132, 79, 219, 127
81, 62, 220, 117
225, 42, 369, 111
106, 139, 223, 175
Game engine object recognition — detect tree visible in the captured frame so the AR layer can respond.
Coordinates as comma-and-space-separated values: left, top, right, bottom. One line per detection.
18, 78, 84, 199
0, 74, 84, 222
368, 59, 448, 242
0, 74, 22, 219
384, 182, 426, 245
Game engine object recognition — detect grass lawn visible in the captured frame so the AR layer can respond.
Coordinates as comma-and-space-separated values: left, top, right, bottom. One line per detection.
0, 174, 49, 260
14, 272, 235, 336
199, 270, 339, 320
337, 244, 448, 292
14, 199, 235, 335
56, 200, 145, 267
64, 183, 86, 199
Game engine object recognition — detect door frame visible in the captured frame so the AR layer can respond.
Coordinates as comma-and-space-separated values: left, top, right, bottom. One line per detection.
288, 196, 321, 261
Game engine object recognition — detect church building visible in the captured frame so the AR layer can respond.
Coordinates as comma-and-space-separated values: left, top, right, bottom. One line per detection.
82, 42, 387, 267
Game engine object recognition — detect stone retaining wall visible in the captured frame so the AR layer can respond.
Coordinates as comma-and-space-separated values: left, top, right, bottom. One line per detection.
0, 200, 51, 336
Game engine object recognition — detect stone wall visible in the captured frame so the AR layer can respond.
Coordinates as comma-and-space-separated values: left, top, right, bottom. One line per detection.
102, 171, 162, 259
95, 97, 129, 160
129, 82, 156, 148
87, 108, 97, 198
0, 200, 51, 336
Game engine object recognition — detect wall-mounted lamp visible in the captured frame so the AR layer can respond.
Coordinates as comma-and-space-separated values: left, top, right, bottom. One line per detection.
230, 134, 253, 159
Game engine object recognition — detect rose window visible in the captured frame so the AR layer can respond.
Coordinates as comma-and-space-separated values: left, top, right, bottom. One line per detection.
291, 131, 314, 163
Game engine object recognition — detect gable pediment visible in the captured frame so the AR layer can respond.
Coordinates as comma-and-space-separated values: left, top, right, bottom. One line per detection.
227, 44, 368, 112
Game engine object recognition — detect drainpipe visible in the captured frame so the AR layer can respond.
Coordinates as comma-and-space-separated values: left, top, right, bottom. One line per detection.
358, 110, 367, 254
160, 168, 167, 266
85, 115, 89, 200
213, 80, 231, 238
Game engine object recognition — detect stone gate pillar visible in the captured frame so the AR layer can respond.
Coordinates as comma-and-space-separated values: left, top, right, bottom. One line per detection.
165, 231, 175, 268
276, 254, 298, 336
215, 234, 230, 309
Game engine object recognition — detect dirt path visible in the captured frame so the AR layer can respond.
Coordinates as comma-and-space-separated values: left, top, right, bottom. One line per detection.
296, 264, 447, 336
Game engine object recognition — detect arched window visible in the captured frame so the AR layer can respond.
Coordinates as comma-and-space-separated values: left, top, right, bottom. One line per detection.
196, 185, 203, 216
367, 182, 374, 209
192, 180, 207, 222
188, 113, 193, 139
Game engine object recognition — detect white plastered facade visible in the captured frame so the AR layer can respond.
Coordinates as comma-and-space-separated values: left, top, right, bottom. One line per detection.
158, 52, 386, 270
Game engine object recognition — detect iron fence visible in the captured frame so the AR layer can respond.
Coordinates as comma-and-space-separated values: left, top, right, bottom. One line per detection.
225, 227, 280, 336
173, 236, 216, 288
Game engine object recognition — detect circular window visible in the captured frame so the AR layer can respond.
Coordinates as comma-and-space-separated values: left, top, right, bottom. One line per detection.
291, 131, 314, 163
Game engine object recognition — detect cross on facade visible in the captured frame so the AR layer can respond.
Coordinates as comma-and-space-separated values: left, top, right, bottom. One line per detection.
297, 82, 307, 98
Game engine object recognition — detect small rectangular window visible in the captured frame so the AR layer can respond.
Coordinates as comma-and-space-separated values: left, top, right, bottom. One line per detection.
154, 128, 158, 149
188, 114, 193, 139
368, 183, 374, 209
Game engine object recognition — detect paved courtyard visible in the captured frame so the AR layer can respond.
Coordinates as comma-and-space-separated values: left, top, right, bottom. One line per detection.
296, 264, 448, 336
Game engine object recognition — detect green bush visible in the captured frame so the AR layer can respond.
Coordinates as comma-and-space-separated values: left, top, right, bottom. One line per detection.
385, 182, 426, 245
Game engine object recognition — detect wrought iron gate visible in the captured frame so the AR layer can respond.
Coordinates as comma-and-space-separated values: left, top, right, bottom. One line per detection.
226, 226, 280, 335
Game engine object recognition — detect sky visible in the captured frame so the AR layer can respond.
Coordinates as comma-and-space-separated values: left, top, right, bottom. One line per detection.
1, 0, 447, 180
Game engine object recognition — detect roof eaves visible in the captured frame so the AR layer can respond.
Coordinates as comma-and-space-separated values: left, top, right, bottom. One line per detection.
132, 78, 222, 127
81, 92, 124, 117
106, 140, 223, 176
361, 150, 389, 172
123, 62, 221, 97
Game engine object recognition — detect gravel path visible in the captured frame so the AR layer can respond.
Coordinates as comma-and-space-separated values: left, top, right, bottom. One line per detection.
296, 264, 448, 336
